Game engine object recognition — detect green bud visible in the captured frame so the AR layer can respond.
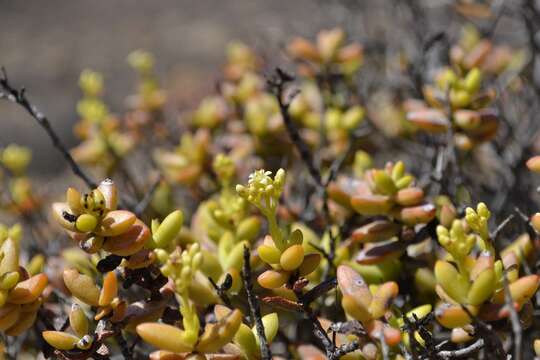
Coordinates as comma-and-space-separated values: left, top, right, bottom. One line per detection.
372, 170, 397, 195
152, 210, 183, 248
391, 161, 405, 181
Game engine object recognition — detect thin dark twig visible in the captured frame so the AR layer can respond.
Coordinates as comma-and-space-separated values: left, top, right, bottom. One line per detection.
333, 340, 361, 358
0, 67, 97, 189
490, 214, 515, 241
242, 246, 272, 360
208, 275, 233, 308
437, 339, 484, 359
503, 274, 522, 360
302, 277, 337, 306
134, 175, 162, 216
267, 68, 323, 187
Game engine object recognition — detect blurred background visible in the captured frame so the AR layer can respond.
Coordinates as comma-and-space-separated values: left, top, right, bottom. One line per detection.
0, 0, 522, 180
0, 0, 359, 176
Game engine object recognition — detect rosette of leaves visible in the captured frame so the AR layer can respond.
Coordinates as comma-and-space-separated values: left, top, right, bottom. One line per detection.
287, 27, 363, 78
336, 265, 402, 358
329, 161, 435, 265
52, 179, 156, 270
153, 129, 210, 186
0, 224, 48, 336
72, 69, 135, 169
433, 204, 540, 331
406, 65, 498, 151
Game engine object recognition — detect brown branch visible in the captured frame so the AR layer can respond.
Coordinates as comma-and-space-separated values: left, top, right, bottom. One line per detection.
267, 68, 323, 188
242, 246, 272, 360
437, 339, 484, 359
134, 175, 162, 216
503, 274, 522, 360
